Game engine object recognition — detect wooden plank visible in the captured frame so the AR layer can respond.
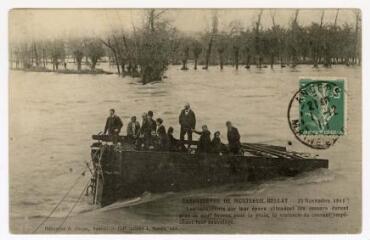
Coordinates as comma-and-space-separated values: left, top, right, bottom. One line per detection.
242, 143, 304, 160
250, 144, 305, 159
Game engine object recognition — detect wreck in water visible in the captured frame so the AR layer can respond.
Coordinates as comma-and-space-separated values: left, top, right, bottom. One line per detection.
88, 135, 328, 206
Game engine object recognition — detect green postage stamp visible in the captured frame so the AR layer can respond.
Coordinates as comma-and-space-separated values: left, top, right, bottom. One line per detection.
298, 79, 345, 135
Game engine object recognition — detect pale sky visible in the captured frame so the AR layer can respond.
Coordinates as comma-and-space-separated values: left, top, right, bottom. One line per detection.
9, 9, 359, 42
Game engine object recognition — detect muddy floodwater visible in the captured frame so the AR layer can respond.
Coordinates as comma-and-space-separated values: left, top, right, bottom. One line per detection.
9, 64, 361, 233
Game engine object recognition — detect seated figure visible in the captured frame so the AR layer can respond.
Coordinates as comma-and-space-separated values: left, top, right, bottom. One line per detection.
211, 131, 227, 154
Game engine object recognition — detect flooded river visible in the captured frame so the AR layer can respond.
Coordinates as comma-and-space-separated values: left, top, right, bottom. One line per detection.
9, 64, 361, 233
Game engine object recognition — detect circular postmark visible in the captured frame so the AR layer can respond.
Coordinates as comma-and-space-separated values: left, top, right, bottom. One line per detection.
287, 80, 345, 149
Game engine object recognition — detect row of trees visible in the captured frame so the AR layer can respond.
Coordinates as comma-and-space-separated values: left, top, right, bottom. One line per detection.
9, 10, 361, 84
9, 38, 106, 72
171, 10, 361, 70
10, 10, 175, 84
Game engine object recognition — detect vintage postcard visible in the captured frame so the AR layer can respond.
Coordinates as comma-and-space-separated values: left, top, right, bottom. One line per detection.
8, 8, 362, 234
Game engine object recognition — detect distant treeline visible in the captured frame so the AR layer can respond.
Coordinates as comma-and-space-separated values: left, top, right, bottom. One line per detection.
9, 10, 361, 84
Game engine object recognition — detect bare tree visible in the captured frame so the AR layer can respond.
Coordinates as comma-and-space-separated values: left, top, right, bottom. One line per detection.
216, 33, 228, 70
289, 9, 300, 68
254, 10, 264, 68
180, 40, 190, 71
229, 20, 243, 70
192, 40, 202, 70
354, 9, 361, 65
311, 10, 325, 67
48, 40, 65, 71
100, 36, 121, 74
203, 12, 218, 70
84, 39, 105, 71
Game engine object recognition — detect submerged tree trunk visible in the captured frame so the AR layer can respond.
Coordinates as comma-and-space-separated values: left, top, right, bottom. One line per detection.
280, 56, 285, 68
181, 60, 188, 70
245, 54, 251, 69
42, 48, 46, 67
121, 63, 125, 74
218, 49, 224, 70
91, 59, 97, 70
313, 50, 318, 68
53, 60, 59, 71
270, 54, 274, 69
101, 39, 121, 75
203, 37, 213, 70
323, 44, 331, 67
112, 51, 120, 75
194, 57, 198, 70
77, 60, 82, 71
181, 47, 189, 70
73, 51, 83, 72
192, 47, 201, 70
233, 47, 239, 70
33, 44, 39, 67
291, 53, 298, 68
256, 55, 263, 68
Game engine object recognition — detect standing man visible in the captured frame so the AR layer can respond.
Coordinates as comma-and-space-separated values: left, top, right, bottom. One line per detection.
104, 108, 123, 136
226, 121, 241, 154
126, 116, 140, 142
156, 118, 168, 150
147, 111, 157, 133
140, 112, 148, 136
141, 110, 157, 149
179, 103, 196, 142
137, 112, 148, 149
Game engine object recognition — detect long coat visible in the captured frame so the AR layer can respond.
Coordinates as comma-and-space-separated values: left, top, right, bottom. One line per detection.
179, 109, 196, 129
156, 125, 168, 149
104, 115, 123, 135
194, 130, 211, 153
227, 127, 241, 152
126, 121, 140, 138
141, 118, 157, 137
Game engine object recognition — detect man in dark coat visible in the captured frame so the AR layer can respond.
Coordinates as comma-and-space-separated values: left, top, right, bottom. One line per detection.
226, 121, 241, 154
104, 109, 123, 135
156, 118, 168, 150
193, 125, 212, 153
141, 110, 157, 149
179, 103, 196, 142
147, 111, 157, 133
126, 116, 140, 142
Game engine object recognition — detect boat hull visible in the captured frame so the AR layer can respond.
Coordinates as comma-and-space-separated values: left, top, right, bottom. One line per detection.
91, 144, 328, 206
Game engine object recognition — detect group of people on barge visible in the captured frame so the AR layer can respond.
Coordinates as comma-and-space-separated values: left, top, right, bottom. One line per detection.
103, 103, 241, 154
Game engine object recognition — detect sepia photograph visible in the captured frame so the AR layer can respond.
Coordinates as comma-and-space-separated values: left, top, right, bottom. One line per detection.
8, 8, 362, 234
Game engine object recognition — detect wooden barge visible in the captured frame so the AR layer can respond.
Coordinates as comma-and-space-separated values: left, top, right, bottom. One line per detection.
89, 135, 328, 206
